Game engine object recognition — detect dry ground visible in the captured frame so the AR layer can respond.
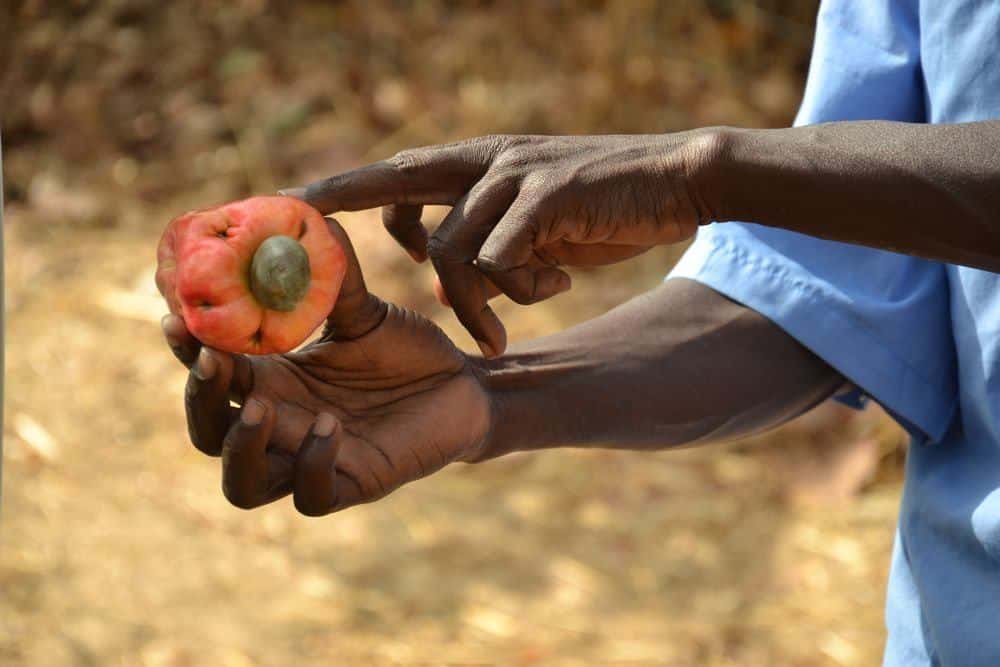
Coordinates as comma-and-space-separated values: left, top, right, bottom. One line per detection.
2, 2, 908, 665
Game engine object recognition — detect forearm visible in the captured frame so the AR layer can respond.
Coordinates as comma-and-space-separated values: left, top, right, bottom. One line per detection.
471, 279, 844, 460
714, 121, 1000, 270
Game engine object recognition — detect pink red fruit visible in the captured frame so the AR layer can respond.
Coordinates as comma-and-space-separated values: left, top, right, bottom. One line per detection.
156, 196, 346, 354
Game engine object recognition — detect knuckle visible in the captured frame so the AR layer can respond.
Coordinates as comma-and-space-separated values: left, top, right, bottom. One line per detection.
463, 134, 508, 168
493, 147, 531, 171
447, 135, 508, 162
495, 134, 536, 152
479, 133, 510, 153
477, 133, 501, 147
313, 172, 349, 196
520, 170, 552, 193
504, 201, 542, 232
425, 234, 445, 261
489, 166, 522, 188
468, 174, 517, 210
387, 148, 426, 175
426, 233, 456, 263
381, 207, 402, 230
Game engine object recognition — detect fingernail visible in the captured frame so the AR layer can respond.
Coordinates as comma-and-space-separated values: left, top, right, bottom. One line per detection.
241, 398, 266, 426
313, 412, 336, 437
278, 186, 307, 199
162, 313, 184, 340
165, 334, 182, 353
194, 348, 217, 380
477, 340, 499, 359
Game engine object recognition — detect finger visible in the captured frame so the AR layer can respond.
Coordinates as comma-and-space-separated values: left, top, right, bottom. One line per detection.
164, 312, 252, 400
434, 255, 562, 307
475, 193, 539, 273
280, 140, 499, 214
482, 263, 572, 306
221, 397, 276, 509
543, 240, 651, 266
162, 313, 200, 368
475, 195, 572, 305
292, 412, 342, 517
185, 347, 236, 457
428, 181, 517, 357
382, 204, 428, 262
321, 217, 388, 340
228, 354, 254, 403
433, 275, 501, 308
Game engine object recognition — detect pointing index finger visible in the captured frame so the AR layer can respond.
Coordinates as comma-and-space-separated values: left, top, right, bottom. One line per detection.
280, 140, 498, 214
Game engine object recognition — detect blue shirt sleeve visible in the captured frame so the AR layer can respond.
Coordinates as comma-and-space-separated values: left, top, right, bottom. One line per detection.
667, 0, 958, 443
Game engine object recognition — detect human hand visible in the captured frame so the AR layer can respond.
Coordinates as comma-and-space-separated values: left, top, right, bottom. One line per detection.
281, 131, 723, 356
163, 217, 491, 516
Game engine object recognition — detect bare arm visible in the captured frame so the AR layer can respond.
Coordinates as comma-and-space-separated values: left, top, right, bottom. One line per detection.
284, 120, 1000, 354
166, 273, 844, 514
470, 277, 844, 460
714, 120, 1000, 271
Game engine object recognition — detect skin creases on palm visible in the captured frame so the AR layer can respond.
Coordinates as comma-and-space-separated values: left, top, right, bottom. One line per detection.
243, 304, 492, 502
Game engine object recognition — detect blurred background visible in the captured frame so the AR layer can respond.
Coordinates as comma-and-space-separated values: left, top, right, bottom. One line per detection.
1, 1, 909, 665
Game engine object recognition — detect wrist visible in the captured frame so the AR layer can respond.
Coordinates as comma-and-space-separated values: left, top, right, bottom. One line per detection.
713, 126, 794, 224
677, 126, 753, 224
461, 350, 569, 462
460, 356, 526, 463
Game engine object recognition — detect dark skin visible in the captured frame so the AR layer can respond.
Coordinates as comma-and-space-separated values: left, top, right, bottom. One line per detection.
163, 220, 491, 515
164, 270, 842, 514
281, 122, 1000, 357
281, 133, 710, 357
169, 121, 1000, 515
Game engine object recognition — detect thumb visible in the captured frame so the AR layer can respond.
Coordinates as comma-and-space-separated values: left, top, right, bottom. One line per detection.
322, 217, 388, 340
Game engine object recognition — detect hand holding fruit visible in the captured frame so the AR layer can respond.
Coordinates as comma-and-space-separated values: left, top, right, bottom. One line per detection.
161, 215, 491, 516
156, 196, 347, 354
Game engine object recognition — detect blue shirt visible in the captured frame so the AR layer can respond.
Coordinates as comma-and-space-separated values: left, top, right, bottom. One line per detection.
668, 1, 1000, 665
